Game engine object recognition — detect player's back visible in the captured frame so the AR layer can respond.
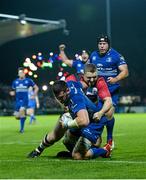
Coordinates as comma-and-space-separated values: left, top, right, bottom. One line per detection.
66, 81, 98, 120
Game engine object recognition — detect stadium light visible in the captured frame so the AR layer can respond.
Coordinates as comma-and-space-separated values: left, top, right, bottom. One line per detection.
42, 85, 48, 91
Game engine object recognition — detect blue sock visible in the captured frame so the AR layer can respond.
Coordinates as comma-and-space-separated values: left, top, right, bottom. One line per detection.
106, 117, 115, 142
20, 117, 26, 132
30, 114, 35, 124
91, 147, 107, 158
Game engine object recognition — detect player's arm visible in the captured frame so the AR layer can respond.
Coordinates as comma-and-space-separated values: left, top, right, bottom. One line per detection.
80, 80, 88, 89
61, 109, 90, 129
59, 44, 73, 67
9, 90, 15, 96
10, 81, 16, 96
107, 64, 129, 83
93, 78, 112, 121
116, 64, 129, 81
35, 95, 40, 108
33, 84, 39, 96
94, 97, 112, 120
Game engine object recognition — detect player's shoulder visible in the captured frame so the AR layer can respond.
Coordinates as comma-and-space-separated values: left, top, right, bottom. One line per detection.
25, 77, 35, 83
90, 50, 98, 57
108, 48, 120, 56
67, 80, 81, 88
97, 77, 105, 82
96, 77, 106, 86
12, 78, 19, 85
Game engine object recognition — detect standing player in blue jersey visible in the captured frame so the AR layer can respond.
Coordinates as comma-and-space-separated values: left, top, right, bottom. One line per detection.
90, 34, 129, 147
59, 44, 89, 76
10, 67, 39, 133
27, 80, 112, 159
27, 86, 40, 124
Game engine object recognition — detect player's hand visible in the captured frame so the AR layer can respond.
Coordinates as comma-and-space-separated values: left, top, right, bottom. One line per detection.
93, 112, 103, 121
59, 44, 66, 51
9, 91, 15, 96
36, 103, 40, 109
107, 77, 118, 84
60, 112, 72, 129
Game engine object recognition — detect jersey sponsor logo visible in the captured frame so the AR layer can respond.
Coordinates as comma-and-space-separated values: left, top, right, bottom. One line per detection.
24, 80, 29, 84
77, 64, 82, 67
92, 56, 97, 61
96, 63, 103, 67
106, 57, 112, 62
80, 69, 84, 73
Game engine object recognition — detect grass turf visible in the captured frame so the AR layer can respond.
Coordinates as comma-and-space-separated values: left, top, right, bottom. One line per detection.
0, 114, 146, 179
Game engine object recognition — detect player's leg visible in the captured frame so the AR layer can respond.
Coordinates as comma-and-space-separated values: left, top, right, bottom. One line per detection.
63, 129, 80, 152
72, 120, 105, 160
27, 116, 66, 158
56, 130, 79, 158
19, 107, 27, 133
85, 145, 111, 159
105, 92, 119, 149
13, 111, 20, 120
27, 108, 35, 124
72, 136, 92, 160
105, 106, 115, 145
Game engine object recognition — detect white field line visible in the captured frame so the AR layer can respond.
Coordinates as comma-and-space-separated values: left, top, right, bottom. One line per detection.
0, 133, 126, 145
0, 159, 146, 164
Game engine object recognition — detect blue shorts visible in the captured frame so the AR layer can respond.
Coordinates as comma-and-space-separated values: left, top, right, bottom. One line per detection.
69, 116, 108, 144
15, 99, 28, 111
81, 116, 108, 144
28, 99, 36, 109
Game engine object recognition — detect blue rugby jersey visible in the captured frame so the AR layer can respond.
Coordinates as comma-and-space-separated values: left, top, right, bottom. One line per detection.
12, 78, 35, 102
90, 48, 127, 93
72, 59, 86, 74
66, 81, 98, 120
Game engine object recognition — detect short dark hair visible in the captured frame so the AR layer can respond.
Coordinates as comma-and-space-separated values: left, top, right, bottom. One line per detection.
52, 80, 68, 97
84, 63, 97, 74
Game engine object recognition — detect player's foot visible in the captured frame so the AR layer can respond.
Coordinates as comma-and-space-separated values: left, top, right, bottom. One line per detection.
56, 151, 72, 158
19, 130, 24, 133
27, 149, 41, 158
107, 139, 115, 150
103, 143, 112, 158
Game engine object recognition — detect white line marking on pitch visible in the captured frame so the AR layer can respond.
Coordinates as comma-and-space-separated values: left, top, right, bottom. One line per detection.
0, 159, 146, 164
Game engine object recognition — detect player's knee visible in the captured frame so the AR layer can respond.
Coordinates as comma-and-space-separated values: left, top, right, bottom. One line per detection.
84, 150, 93, 159
72, 152, 82, 160
46, 133, 55, 143
19, 109, 26, 117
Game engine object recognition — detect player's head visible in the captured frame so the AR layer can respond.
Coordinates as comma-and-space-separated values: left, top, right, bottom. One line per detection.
52, 80, 69, 105
83, 63, 98, 86
81, 50, 89, 63
97, 34, 110, 55
18, 67, 25, 79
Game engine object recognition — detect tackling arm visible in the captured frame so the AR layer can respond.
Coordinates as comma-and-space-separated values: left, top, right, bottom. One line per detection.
93, 77, 112, 121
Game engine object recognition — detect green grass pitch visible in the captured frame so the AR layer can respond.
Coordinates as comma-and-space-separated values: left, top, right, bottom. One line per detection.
0, 113, 146, 179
